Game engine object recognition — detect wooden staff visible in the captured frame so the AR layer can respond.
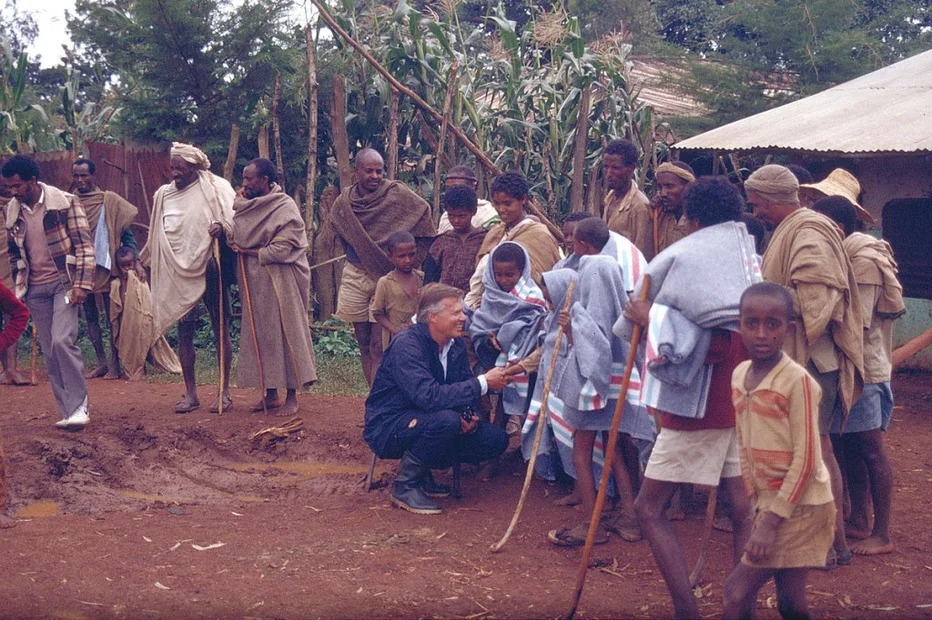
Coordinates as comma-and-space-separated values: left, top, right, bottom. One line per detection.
308, 254, 346, 272
690, 485, 718, 588
213, 240, 226, 416
490, 280, 576, 553
238, 252, 267, 415
30, 321, 38, 385
566, 274, 650, 619
652, 208, 660, 259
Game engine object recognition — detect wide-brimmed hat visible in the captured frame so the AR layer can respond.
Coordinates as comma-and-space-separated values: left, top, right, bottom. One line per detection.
800, 168, 874, 224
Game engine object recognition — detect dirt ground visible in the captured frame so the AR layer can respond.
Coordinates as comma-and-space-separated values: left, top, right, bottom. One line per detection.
1, 371, 931, 619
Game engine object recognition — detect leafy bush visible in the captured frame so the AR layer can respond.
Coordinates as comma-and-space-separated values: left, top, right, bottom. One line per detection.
311, 317, 360, 357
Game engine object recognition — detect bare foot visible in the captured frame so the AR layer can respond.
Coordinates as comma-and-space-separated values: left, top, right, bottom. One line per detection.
104, 369, 125, 380
84, 366, 109, 379
277, 400, 299, 416
666, 507, 686, 521
845, 519, 871, 540
251, 398, 282, 412
128, 369, 145, 382
0, 370, 30, 386
850, 535, 895, 556
0, 514, 16, 529
554, 490, 581, 507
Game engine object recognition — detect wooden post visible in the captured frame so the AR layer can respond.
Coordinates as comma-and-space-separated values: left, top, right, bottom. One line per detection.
387, 89, 400, 181
311, 186, 342, 321
432, 62, 459, 223
272, 72, 285, 189
569, 87, 591, 213
223, 123, 240, 183
258, 125, 270, 159
305, 22, 319, 244
893, 327, 932, 368
331, 75, 353, 191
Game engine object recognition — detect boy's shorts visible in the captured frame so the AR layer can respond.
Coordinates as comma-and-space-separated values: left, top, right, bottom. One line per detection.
335, 263, 377, 323
829, 382, 893, 434
742, 500, 835, 569
644, 427, 740, 487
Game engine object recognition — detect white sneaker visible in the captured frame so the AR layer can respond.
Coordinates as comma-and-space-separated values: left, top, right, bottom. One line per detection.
55, 417, 72, 428
65, 410, 90, 428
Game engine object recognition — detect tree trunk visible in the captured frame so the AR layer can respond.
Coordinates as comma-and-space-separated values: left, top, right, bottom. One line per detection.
223, 123, 240, 182
331, 74, 353, 191
570, 86, 592, 213
312, 186, 343, 321
258, 125, 270, 159
305, 22, 319, 245
432, 62, 459, 223
387, 89, 399, 181
272, 72, 285, 189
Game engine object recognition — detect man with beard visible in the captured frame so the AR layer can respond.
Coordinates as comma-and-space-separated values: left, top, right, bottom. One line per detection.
650, 161, 695, 258
71, 158, 139, 379
222, 158, 317, 415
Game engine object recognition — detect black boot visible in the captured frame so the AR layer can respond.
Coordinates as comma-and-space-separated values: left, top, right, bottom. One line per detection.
421, 469, 451, 498
391, 451, 442, 515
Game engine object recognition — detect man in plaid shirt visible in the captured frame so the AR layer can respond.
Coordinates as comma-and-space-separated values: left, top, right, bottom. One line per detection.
3, 155, 95, 429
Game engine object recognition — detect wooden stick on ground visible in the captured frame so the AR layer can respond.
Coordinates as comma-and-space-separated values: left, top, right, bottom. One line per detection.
30, 321, 38, 385
238, 252, 267, 415
490, 280, 577, 553
213, 240, 225, 417
363, 451, 378, 491
690, 485, 718, 588
566, 275, 650, 619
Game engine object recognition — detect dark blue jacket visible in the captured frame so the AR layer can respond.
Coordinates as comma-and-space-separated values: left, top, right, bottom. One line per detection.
364, 323, 481, 455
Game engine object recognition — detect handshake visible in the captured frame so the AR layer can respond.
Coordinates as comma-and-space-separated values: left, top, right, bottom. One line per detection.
484, 366, 512, 392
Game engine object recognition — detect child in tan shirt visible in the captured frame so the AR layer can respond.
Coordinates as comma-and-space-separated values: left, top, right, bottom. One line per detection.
725, 282, 835, 619
371, 231, 423, 351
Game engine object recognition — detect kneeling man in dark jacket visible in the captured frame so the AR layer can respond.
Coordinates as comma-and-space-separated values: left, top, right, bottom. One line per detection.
364, 283, 510, 514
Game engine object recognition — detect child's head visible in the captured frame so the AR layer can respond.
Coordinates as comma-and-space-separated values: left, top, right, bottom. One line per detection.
811, 195, 858, 237
115, 246, 137, 278
571, 217, 610, 256
561, 211, 589, 256
443, 185, 478, 233
491, 242, 526, 292
490, 172, 529, 228
739, 282, 794, 364
386, 231, 417, 273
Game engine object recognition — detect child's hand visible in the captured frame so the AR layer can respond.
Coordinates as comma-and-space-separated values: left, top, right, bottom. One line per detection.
744, 512, 782, 563
623, 299, 652, 327
504, 362, 525, 377
557, 310, 572, 334
488, 331, 502, 351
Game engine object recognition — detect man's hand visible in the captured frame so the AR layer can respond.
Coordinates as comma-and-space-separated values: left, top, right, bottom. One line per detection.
69, 287, 89, 305
231, 243, 259, 257
484, 366, 510, 392
208, 222, 224, 239
744, 512, 782, 563
623, 299, 652, 327
460, 413, 479, 435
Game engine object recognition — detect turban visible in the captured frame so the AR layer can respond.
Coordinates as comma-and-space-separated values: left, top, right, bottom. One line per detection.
170, 142, 211, 170
655, 162, 696, 183
745, 164, 799, 204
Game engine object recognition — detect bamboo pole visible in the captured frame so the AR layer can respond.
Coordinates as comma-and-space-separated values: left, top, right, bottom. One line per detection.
238, 253, 267, 415
569, 87, 591, 213
305, 22, 319, 244
566, 275, 651, 619
331, 75, 353, 191
432, 62, 459, 223
387, 89, 400, 181
223, 123, 240, 183
272, 72, 285, 189
491, 281, 576, 553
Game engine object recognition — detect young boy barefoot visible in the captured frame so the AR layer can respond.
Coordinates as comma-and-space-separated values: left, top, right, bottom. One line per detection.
725, 282, 836, 619
371, 231, 424, 352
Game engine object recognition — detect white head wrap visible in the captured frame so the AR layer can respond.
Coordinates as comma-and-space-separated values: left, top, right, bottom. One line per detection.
170, 142, 211, 170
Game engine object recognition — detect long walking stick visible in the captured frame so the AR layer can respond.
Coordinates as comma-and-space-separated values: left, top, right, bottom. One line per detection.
238, 252, 267, 415
652, 208, 660, 258
690, 485, 718, 587
213, 240, 226, 416
30, 321, 38, 385
490, 280, 576, 553
566, 275, 650, 619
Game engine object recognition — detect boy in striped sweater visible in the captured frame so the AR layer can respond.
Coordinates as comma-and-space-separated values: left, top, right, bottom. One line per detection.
726, 282, 835, 619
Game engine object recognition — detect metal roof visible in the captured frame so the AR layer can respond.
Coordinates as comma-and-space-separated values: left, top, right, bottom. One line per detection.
674, 49, 932, 155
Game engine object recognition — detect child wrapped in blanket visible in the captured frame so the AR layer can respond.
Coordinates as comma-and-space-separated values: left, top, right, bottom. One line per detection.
468, 242, 548, 438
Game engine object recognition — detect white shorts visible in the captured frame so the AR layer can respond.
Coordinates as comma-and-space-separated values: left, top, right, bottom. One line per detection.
644, 427, 740, 486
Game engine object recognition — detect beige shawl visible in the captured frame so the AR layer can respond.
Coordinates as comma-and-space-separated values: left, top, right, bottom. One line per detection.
843, 232, 906, 320
603, 182, 652, 256
109, 273, 181, 376
80, 190, 139, 293
140, 171, 235, 335
762, 208, 864, 418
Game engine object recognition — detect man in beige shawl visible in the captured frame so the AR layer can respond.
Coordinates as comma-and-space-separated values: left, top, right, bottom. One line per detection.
601, 138, 652, 257
331, 148, 436, 386
650, 161, 694, 258
230, 159, 317, 415
140, 143, 235, 413
747, 164, 864, 568
71, 158, 139, 379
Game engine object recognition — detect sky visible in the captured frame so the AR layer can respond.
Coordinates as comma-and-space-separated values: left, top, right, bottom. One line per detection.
27, 0, 77, 69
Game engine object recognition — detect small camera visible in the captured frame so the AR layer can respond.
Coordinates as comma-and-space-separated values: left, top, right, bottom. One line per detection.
460, 407, 475, 423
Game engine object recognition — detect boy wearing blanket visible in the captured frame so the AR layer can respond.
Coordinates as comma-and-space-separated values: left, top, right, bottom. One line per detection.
468, 242, 547, 439
622, 176, 757, 619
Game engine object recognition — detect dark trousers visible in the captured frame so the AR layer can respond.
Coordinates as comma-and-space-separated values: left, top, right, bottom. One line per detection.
378, 409, 508, 469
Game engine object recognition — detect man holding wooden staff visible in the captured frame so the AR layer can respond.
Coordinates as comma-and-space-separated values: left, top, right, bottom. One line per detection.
363, 284, 509, 515
227, 158, 317, 415
141, 142, 235, 414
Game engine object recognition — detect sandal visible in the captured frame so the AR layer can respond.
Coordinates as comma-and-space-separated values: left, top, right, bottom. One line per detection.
820, 547, 854, 571
505, 415, 523, 436
174, 397, 200, 414
209, 395, 234, 413
548, 523, 609, 548
602, 513, 643, 542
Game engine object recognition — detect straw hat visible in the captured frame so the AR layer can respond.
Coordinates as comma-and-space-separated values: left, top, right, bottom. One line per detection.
800, 168, 875, 224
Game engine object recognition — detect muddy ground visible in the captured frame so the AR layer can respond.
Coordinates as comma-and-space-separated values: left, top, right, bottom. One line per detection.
1, 371, 931, 619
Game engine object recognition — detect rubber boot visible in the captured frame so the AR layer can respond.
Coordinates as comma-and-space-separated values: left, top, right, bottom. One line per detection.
421, 470, 451, 498
391, 451, 442, 515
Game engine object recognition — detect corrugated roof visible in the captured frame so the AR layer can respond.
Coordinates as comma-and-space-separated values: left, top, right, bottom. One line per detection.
674, 49, 932, 155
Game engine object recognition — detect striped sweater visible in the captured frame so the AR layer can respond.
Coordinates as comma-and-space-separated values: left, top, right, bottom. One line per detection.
731, 354, 833, 518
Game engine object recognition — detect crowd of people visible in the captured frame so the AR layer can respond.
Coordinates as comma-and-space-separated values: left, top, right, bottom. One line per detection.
0, 137, 907, 618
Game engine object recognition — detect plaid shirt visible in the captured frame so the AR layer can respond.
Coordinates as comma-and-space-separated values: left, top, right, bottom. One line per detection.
6, 182, 96, 298
422, 228, 487, 293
